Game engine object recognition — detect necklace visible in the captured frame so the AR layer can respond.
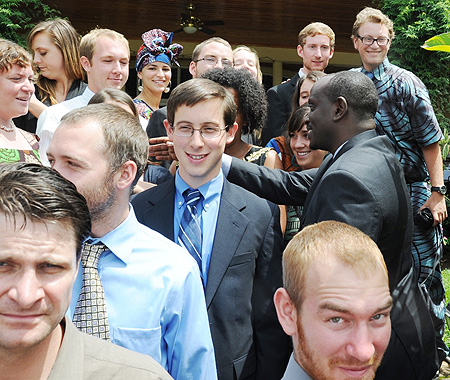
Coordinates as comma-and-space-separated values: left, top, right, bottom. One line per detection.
0, 121, 14, 133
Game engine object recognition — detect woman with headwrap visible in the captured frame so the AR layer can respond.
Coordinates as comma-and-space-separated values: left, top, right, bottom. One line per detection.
134, 29, 182, 121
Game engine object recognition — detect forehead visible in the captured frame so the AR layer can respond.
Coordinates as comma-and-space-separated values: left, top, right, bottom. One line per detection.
199, 42, 232, 58
31, 31, 53, 48
300, 78, 316, 91
51, 121, 105, 156
357, 22, 390, 37
303, 259, 390, 313
304, 34, 331, 46
174, 99, 225, 124
0, 213, 77, 262
92, 37, 129, 58
234, 49, 255, 61
3, 63, 32, 77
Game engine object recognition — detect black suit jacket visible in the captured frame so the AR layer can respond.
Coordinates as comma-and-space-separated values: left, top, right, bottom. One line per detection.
227, 129, 438, 380
132, 178, 291, 380
263, 73, 300, 145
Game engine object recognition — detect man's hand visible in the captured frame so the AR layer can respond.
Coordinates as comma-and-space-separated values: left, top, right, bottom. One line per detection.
420, 192, 448, 226
148, 137, 176, 161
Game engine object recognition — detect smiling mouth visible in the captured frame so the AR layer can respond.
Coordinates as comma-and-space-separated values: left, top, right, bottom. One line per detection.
188, 153, 207, 160
296, 151, 310, 157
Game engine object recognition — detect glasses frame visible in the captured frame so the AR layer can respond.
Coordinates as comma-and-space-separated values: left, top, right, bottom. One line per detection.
356, 35, 390, 46
194, 56, 233, 68
170, 125, 229, 140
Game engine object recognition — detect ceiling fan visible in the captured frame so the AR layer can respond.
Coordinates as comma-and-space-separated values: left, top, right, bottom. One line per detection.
174, 2, 225, 35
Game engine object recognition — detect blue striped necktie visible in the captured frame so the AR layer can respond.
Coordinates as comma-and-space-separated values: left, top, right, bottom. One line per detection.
178, 189, 203, 273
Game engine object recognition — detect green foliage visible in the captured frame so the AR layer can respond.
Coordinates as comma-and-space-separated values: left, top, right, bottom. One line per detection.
380, 0, 450, 138
0, 0, 59, 47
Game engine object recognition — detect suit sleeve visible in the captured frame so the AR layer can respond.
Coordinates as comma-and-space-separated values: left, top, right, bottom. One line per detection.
227, 157, 314, 206
263, 87, 286, 145
147, 108, 168, 138
253, 201, 291, 378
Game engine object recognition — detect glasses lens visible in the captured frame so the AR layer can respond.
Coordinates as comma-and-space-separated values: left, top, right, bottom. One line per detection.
201, 127, 221, 139
174, 126, 193, 137
204, 57, 217, 65
222, 60, 232, 68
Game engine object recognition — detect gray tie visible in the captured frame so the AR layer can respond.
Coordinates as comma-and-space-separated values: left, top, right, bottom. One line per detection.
73, 241, 110, 341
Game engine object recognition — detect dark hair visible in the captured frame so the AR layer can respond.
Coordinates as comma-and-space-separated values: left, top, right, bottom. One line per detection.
201, 67, 267, 134
166, 78, 236, 128
323, 71, 379, 120
291, 71, 326, 110
89, 88, 138, 117
61, 104, 148, 189
0, 162, 91, 260
286, 104, 310, 136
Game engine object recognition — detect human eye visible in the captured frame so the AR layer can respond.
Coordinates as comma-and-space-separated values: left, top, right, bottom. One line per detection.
234, 60, 243, 66
120, 59, 129, 65
378, 38, 388, 44
371, 312, 389, 322
328, 316, 344, 324
363, 37, 373, 44
222, 59, 232, 67
321, 45, 330, 51
202, 126, 220, 137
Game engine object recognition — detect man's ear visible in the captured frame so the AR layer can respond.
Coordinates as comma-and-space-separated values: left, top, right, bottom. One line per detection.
188, 61, 197, 78
164, 119, 174, 141
115, 160, 138, 190
333, 96, 348, 121
297, 45, 304, 59
352, 37, 359, 51
274, 288, 298, 337
80, 56, 91, 73
226, 122, 238, 144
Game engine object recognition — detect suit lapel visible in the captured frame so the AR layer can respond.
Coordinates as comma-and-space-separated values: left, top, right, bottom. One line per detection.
139, 179, 175, 240
205, 181, 249, 308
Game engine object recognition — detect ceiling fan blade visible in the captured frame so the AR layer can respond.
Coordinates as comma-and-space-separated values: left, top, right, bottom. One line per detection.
199, 26, 217, 35
203, 20, 225, 26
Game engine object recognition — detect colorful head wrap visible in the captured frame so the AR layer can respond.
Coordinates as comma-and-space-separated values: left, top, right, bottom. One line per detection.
136, 29, 183, 72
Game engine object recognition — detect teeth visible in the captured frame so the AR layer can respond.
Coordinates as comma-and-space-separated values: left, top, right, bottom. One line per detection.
190, 154, 205, 160
297, 152, 310, 156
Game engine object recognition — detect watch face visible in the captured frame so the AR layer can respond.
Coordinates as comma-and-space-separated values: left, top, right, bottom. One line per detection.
432, 185, 447, 195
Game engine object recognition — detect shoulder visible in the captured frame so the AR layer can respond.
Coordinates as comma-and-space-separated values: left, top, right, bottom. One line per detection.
81, 331, 172, 379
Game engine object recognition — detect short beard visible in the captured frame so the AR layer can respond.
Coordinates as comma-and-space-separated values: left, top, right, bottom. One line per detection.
295, 313, 381, 380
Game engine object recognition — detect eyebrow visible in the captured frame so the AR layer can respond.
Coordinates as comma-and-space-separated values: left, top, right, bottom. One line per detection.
319, 299, 393, 315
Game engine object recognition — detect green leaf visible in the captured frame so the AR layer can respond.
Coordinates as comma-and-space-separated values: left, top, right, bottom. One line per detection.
422, 32, 450, 52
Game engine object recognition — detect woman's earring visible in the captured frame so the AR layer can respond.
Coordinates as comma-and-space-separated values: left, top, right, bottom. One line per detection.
137, 78, 143, 93
164, 80, 172, 94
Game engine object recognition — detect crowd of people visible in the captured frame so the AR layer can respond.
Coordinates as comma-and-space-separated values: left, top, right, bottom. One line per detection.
0, 6, 447, 380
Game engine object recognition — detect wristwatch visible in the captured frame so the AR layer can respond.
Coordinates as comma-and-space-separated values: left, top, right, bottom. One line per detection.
431, 185, 447, 195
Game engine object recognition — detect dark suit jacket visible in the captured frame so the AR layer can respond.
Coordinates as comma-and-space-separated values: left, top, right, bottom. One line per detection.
132, 178, 291, 380
263, 73, 300, 145
227, 129, 438, 380
146, 106, 167, 139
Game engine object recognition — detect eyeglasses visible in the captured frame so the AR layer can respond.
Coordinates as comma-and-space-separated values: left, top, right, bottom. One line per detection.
194, 56, 233, 68
171, 125, 228, 139
357, 35, 390, 46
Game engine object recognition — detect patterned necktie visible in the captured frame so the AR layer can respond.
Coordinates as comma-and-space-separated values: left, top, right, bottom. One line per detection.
178, 189, 203, 273
73, 241, 110, 341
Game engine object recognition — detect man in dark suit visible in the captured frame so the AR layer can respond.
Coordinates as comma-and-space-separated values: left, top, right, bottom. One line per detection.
133, 78, 291, 380
223, 71, 439, 380
263, 22, 335, 145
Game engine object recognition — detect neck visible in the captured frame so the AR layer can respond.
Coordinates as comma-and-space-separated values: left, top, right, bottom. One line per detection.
0, 323, 63, 380
54, 77, 74, 102
137, 87, 162, 111
224, 129, 252, 159
91, 197, 130, 238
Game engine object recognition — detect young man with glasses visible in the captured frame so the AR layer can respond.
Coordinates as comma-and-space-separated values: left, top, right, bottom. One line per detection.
133, 78, 291, 380
352, 8, 448, 366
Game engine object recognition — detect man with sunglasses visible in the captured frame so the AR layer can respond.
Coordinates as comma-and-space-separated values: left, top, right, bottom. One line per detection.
351, 7, 448, 367
133, 78, 291, 380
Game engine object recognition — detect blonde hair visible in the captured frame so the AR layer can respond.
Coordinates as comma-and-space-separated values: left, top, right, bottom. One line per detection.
80, 28, 129, 63
28, 18, 84, 105
0, 38, 32, 73
233, 45, 263, 84
298, 22, 335, 49
351, 7, 395, 41
283, 220, 388, 309
191, 37, 231, 61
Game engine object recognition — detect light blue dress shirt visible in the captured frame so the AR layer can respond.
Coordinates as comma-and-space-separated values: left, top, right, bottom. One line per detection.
68, 206, 217, 380
281, 354, 313, 380
174, 171, 223, 287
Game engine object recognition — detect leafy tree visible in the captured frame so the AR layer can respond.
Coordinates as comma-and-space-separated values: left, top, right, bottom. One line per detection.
380, 0, 450, 135
0, 0, 59, 47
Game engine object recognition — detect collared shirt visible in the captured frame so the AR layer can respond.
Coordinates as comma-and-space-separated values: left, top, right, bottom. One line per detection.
48, 317, 173, 380
36, 87, 95, 166
298, 67, 307, 79
281, 354, 313, 380
174, 171, 223, 287
352, 58, 442, 183
67, 206, 217, 380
